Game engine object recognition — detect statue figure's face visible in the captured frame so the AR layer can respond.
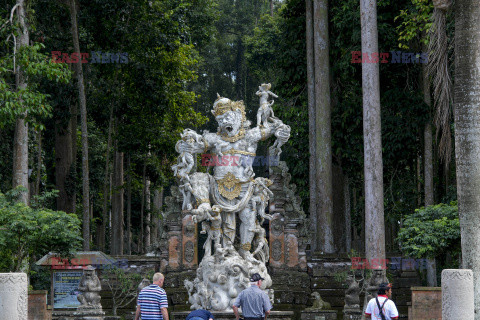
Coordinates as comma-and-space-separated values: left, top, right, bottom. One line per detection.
216, 110, 243, 137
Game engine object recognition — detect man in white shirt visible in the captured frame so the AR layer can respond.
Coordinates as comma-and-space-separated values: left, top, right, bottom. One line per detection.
365, 283, 399, 320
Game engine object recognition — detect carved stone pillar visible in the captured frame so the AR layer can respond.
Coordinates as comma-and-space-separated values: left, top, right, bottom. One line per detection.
442, 269, 474, 320
284, 220, 300, 268
182, 214, 197, 268
167, 223, 182, 270
0, 273, 27, 320
270, 213, 285, 268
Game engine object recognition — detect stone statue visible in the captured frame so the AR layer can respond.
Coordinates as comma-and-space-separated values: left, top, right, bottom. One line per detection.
256, 83, 278, 127
172, 85, 290, 311
306, 292, 331, 310
77, 266, 102, 309
345, 276, 360, 307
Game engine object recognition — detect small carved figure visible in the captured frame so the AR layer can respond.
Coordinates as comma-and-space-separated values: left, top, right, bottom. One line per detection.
192, 202, 212, 234
270, 121, 291, 158
172, 129, 202, 180
202, 205, 223, 256
77, 266, 102, 309
345, 275, 361, 307
306, 291, 331, 310
250, 178, 274, 224
251, 223, 269, 264
256, 83, 278, 127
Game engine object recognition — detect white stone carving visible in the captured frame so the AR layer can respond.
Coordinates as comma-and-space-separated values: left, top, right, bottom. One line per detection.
442, 269, 474, 320
0, 273, 28, 320
173, 85, 290, 311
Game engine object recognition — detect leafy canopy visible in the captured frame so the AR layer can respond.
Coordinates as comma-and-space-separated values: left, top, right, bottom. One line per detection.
397, 202, 460, 259
0, 188, 82, 272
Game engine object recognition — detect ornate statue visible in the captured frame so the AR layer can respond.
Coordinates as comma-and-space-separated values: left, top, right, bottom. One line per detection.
172, 85, 290, 311
77, 266, 102, 309
306, 292, 331, 310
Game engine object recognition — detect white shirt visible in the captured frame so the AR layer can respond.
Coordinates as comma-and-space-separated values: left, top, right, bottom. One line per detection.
365, 295, 399, 320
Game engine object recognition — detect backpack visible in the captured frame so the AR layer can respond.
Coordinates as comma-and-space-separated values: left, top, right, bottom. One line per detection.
375, 297, 389, 320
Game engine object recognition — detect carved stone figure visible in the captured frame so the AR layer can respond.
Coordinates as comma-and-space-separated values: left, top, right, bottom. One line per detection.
306, 292, 331, 310
256, 83, 278, 127
345, 276, 360, 307
250, 177, 274, 224
172, 85, 290, 311
77, 266, 102, 309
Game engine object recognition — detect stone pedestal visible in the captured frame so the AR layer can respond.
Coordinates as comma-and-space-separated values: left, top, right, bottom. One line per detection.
342, 307, 362, 320
72, 308, 105, 320
29, 290, 51, 320
409, 287, 441, 320
442, 269, 474, 320
0, 272, 28, 320
173, 311, 294, 320
300, 310, 337, 320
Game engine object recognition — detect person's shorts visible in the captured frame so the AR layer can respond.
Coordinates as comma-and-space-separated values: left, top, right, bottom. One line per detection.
189, 317, 205, 320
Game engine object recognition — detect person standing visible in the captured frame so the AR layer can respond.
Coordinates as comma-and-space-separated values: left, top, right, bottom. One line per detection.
365, 283, 398, 320
233, 273, 272, 320
135, 272, 169, 320
186, 309, 215, 320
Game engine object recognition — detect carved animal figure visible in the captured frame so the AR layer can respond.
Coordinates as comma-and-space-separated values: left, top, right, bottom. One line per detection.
77, 266, 102, 308
345, 276, 361, 307
307, 292, 331, 310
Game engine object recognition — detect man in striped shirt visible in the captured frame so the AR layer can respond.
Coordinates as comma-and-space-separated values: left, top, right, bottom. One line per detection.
135, 273, 169, 320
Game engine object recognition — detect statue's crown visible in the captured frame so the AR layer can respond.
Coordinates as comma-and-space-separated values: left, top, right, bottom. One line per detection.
212, 95, 246, 117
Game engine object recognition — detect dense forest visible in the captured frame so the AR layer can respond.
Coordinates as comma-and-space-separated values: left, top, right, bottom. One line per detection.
0, 0, 468, 290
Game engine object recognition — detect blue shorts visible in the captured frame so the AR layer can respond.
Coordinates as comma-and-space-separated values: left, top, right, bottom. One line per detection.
189, 317, 205, 320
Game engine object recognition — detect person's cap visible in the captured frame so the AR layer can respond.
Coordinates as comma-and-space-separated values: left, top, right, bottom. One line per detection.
250, 273, 265, 282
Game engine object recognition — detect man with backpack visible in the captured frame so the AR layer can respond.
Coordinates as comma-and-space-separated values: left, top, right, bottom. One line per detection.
365, 283, 399, 320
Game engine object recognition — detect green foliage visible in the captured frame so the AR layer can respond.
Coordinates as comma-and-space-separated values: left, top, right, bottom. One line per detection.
0, 41, 71, 127
395, 0, 433, 49
0, 188, 82, 272
102, 267, 144, 315
397, 202, 460, 259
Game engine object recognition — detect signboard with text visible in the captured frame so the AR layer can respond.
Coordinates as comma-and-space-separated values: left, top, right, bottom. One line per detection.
53, 271, 82, 309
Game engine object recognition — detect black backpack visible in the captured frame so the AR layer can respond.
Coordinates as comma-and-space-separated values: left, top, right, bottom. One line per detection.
375, 297, 389, 320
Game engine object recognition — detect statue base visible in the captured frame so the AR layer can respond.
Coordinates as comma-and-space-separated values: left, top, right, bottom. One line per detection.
300, 310, 337, 320
173, 311, 294, 320
73, 308, 105, 320
342, 306, 362, 320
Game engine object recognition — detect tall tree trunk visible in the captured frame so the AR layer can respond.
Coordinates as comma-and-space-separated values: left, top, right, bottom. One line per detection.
423, 50, 437, 286
12, 0, 30, 205
70, 103, 77, 213
69, 0, 89, 250
344, 175, 351, 252
111, 150, 124, 255
55, 111, 74, 212
139, 163, 146, 254
454, 0, 480, 316
126, 155, 132, 255
360, 0, 386, 265
417, 154, 422, 207
306, 0, 318, 252
152, 187, 164, 244
100, 108, 114, 252
313, 0, 334, 253
34, 129, 42, 196
144, 178, 151, 251
423, 60, 434, 206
